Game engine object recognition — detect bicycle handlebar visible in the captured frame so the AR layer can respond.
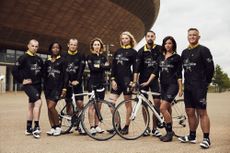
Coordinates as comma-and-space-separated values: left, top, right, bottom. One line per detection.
140, 90, 161, 96
128, 83, 161, 96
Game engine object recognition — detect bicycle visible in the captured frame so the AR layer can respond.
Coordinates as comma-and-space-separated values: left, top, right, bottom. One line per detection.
112, 84, 187, 140
56, 84, 116, 141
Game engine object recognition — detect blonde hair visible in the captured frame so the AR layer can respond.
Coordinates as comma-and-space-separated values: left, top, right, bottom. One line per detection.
120, 31, 137, 48
90, 37, 104, 53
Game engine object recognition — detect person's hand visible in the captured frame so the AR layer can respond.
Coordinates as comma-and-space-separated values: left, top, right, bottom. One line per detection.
94, 64, 100, 68
60, 89, 67, 98
22, 79, 32, 85
178, 89, 183, 97
140, 81, 149, 87
129, 81, 137, 88
71, 80, 79, 86
104, 62, 109, 66
111, 80, 117, 90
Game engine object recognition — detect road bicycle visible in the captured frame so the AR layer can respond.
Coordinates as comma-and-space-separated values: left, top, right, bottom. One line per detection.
56, 84, 116, 141
112, 84, 187, 140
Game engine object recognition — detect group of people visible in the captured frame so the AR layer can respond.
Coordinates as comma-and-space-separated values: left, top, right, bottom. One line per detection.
12, 27, 214, 149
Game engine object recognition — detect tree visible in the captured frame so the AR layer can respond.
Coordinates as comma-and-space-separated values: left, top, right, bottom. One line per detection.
213, 64, 230, 92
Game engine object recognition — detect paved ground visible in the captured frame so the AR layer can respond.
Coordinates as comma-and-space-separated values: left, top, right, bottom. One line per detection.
0, 92, 230, 153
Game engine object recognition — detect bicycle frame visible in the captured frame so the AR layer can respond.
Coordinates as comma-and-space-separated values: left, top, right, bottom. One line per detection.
130, 90, 164, 125
72, 87, 106, 122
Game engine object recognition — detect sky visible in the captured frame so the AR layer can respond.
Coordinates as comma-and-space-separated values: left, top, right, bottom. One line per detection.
136, 0, 230, 75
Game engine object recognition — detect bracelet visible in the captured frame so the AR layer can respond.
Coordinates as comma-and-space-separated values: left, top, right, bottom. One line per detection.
111, 77, 115, 81
62, 88, 67, 91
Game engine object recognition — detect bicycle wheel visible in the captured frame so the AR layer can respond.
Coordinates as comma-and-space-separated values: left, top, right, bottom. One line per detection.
113, 99, 150, 140
56, 99, 74, 134
171, 99, 188, 137
81, 100, 116, 141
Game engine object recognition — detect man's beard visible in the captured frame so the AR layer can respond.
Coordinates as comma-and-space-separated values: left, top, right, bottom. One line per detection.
147, 39, 153, 48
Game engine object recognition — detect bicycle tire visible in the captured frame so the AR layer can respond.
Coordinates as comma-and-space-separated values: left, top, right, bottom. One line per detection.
81, 100, 116, 141
171, 99, 188, 137
113, 99, 150, 140
57, 99, 74, 134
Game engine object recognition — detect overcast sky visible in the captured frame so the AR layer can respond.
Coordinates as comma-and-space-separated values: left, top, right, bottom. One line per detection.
136, 0, 230, 75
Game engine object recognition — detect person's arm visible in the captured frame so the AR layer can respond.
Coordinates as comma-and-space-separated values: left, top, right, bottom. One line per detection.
12, 55, 25, 83
110, 52, 117, 90
176, 55, 183, 97
200, 47, 215, 84
110, 52, 117, 81
61, 58, 68, 98
42, 60, 48, 88
77, 54, 85, 82
132, 50, 138, 84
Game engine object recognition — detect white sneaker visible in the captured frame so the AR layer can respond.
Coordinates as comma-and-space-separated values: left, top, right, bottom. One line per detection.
32, 127, 41, 139
152, 129, 162, 137
178, 135, 196, 144
200, 138, 211, 149
46, 128, 55, 136
90, 127, 97, 135
53, 127, 62, 136
95, 126, 104, 133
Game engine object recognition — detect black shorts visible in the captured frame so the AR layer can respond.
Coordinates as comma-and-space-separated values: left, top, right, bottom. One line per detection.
184, 83, 208, 109
66, 84, 84, 102
44, 88, 62, 103
161, 83, 178, 103
88, 80, 105, 100
140, 78, 161, 99
23, 84, 42, 103
111, 80, 132, 96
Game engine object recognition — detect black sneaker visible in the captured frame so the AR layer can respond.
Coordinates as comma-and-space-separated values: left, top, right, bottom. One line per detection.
32, 127, 41, 139
107, 125, 121, 134
200, 138, 211, 149
25, 128, 33, 135
106, 128, 115, 134
120, 126, 129, 135
178, 135, 196, 143
143, 127, 151, 137
160, 132, 173, 142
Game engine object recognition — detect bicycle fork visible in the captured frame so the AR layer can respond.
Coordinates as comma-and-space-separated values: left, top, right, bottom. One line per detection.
130, 97, 142, 120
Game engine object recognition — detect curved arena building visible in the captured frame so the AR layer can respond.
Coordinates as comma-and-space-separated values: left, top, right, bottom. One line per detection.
0, 0, 160, 91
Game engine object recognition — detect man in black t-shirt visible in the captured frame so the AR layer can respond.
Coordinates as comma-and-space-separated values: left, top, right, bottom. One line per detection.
12, 39, 43, 139
178, 28, 214, 149
136, 31, 162, 137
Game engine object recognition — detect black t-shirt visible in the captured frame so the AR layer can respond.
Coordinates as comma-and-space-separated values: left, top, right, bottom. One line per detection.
63, 51, 85, 83
43, 56, 67, 90
136, 45, 162, 81
12, 52, 43, 85
87, 53, 110, 84
181, 45, 214, 85
154, 53, 182, 85
111, 47, 137, 84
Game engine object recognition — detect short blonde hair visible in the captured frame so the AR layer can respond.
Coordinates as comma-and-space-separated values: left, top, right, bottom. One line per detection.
120, 31, 137, 48
90, 37, 104, 53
